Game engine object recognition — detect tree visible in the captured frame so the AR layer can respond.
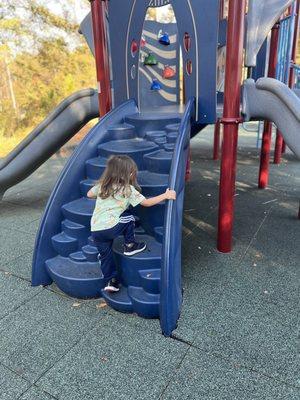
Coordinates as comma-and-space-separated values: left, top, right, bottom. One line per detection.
0, 0, 95, 139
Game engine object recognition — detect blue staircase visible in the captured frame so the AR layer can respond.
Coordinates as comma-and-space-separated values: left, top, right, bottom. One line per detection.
32, 99, 195, 336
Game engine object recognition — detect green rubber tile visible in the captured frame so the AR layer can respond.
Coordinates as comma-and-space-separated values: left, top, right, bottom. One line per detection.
0, 290, 106, 382
19, 386, 54, 400
36, 314, 188, 400
0, 363, 30, 400
0, 271, 41, 319
0, 227, 35, 265
1, 251, 33, 281
161, 348, 300, 400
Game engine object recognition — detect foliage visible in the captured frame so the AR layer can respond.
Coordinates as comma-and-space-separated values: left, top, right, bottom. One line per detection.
0, 0, 95, 151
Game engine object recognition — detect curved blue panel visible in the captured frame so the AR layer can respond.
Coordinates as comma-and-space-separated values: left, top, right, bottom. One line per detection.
32, 100, 138, 286
160, 97, 195, 336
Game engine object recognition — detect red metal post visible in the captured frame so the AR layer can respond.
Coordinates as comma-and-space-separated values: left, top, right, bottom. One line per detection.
217, 0, 246, 253
185, 148, 191, 181
213, 119, 221, 160
274, 129, 284, 164
289, 0, 300, 87
219, 0, 224, 19
258, 23, 279, 188
90, 0, 111, 117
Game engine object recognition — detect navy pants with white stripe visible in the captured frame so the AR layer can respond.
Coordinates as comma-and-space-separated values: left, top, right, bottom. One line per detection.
91, 212, 135, 280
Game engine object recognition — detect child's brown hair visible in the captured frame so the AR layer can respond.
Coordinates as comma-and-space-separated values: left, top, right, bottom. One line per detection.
98, 155, 141, 199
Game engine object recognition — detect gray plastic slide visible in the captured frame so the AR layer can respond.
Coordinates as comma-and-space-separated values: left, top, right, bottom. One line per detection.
242, 78, 300, 159
0, 88, 99, 199
245, 0, 294, 67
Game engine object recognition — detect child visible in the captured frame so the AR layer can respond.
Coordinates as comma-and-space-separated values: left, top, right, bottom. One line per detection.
87, 155, 176, 292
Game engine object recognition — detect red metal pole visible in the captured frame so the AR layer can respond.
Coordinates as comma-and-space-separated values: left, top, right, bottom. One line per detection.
258, 23, 279, 188
289, 0, 300, 87
217, 0, 246, 253
219, 0, 224, 19
90, 0, 111, 117
185, 148, 191, 181
274, 129, 284, 164
213, 119, 221, 160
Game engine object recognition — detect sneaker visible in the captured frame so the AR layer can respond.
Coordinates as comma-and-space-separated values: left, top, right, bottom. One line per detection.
103, 278, 120, 292
124, 242, 147, 256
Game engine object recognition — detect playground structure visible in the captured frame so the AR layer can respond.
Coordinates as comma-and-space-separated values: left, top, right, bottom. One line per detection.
0, 0, 299, 336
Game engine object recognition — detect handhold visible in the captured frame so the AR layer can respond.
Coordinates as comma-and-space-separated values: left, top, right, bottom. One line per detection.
131, 40, 138, 56
162, 65, 175, 79
140, 36, 146, 48
159, 32, 170, 46
151, 80, 162, 91
144, 53, 158, 66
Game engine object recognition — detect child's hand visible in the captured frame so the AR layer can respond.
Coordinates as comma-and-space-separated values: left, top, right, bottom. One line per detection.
165, 188, 176, 200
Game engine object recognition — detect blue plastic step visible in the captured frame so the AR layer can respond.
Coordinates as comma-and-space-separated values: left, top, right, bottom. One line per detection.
69, 251, 87, 262
136, 202, 165, 234
107, 123, 135, 140
145, 130, 166, 142
167, 131, 178, 144
82, 245, 98, 262
139, 269, 161, 294
113, 235, 162, 287
164, 143, 175, 152
165, 123, 180, 133
125, 113, 181, 137
51, 232, 78, 257
154, 226, 163, 243
62, 198, 95, 226
137, 171, 168, 197
85, 157, 107, 180
97, 139, 158, 169
46, 256, 104, 299
128, 286, 160, 318
61, 220, 89, 247
144, 150, 172, 174
80, 179, 95, 197
154, 137, 167, 148
102, 286, 133, 313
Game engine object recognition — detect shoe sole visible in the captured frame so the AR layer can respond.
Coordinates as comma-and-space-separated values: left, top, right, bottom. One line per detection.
124, 244, 147, 256
103, 286, 120, 292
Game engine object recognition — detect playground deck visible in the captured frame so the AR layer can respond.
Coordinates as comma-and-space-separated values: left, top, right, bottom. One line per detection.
0, 125, 299, 400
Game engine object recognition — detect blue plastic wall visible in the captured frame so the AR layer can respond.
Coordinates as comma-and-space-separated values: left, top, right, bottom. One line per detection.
108, 0, 219, 123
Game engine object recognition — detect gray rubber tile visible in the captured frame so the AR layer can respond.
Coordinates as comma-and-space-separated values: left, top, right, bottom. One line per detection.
0, 203, 42, 231
191, 310, 299, 387
0, 271, 41, 319
1, 251, 33, 281
36, 314, 188, 400
0, 290, 106, 382
0, 363, 30, 400
0, 227, 36, 265
19, 386, 54, 400
161, 347, 300, 400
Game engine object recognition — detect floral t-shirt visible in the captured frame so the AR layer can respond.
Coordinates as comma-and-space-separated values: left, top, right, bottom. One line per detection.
90, 184, 145, 231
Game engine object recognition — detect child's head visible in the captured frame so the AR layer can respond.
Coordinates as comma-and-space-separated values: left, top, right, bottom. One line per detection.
98, 155, 140, 199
